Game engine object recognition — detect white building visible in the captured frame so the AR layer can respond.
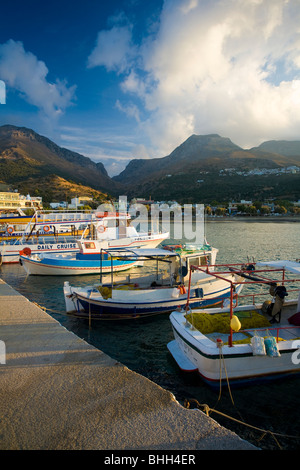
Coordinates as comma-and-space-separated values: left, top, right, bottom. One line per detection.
0, 191, 43, 212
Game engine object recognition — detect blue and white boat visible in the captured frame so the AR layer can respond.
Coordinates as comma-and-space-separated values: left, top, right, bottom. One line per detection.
19, 248, 140, 276
63, 246, 244, 319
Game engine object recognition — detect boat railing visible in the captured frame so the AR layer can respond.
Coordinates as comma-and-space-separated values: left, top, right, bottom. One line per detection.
226, 287, 300, 307
22, 210, 93, 232
240, 325, 300, 343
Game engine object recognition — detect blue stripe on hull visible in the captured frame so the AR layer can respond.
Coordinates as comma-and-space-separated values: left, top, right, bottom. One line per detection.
73, 291, 231, 319
28, 258, 134, 269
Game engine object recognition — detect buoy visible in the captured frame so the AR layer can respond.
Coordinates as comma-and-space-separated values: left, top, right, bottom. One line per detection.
97, 225, 106, 233
43, 225, 50, 232
230, 315, 241, 332
7, 226, 14, 234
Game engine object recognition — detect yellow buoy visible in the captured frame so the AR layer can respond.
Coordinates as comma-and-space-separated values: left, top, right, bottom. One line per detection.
230, 315, 241, 332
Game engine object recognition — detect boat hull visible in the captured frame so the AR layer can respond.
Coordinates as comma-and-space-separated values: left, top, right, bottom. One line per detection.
0, 240, 79, 264
64, 277, 241, 319
1, 233, 168, 264
169, 309, 300, 388
20, 255, 138, 276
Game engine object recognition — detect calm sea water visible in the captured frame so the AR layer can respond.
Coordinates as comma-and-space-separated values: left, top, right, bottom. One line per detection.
1, 219, 300, 450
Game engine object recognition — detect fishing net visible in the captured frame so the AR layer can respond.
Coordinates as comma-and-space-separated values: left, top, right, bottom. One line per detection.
185, 310, 270, 335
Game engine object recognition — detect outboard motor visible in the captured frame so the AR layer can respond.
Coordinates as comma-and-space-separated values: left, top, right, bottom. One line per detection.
265, 283, 288, 323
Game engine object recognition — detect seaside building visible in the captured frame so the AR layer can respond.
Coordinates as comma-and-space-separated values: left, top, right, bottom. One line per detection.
0, 191, 43, 213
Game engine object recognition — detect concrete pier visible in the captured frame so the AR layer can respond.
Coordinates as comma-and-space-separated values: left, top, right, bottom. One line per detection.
0, 278, 256, 450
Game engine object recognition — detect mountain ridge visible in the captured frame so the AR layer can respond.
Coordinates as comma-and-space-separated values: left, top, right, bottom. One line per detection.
114, 133, 300, 186
0, 124, 121, 198
1, 124, 300, 203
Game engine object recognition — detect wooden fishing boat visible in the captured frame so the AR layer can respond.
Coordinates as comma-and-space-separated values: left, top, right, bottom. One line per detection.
168, 260, 300, 387
63, 246, 244, 319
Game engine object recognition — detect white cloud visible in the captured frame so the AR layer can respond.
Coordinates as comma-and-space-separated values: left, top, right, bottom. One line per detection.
0, 40, 76, 123
87, 25, 137, 73
115, 99, 141, 123
89, 0, 300, 163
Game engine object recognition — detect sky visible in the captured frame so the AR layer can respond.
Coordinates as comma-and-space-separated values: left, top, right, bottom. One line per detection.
1, 0, 300, 177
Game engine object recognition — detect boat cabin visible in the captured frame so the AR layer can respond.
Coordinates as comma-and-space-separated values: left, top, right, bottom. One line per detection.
96, 245, 219, 288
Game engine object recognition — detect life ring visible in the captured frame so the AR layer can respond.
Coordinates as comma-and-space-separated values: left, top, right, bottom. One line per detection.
7, 226, 14, 234
43, 225, 50, 232
97, 225, 106, 233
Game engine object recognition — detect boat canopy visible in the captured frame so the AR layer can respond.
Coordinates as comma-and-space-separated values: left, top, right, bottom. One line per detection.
100, 247, 179, 259
257, 260, 300, 275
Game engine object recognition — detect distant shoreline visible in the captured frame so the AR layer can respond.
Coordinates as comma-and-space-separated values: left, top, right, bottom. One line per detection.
205, 215, 300, 223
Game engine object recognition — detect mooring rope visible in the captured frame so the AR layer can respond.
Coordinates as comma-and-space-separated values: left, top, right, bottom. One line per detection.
184, 397, 300, 449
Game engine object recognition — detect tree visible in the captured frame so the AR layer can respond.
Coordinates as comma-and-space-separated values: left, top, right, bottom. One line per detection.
248, 205, 258, 215
215, 207, 226, 216
260, 205, 271, 215
274, 205, 287, 214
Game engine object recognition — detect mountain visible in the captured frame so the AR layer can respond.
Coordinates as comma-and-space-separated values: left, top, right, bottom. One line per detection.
1, 125, 300, 204
114, 134, 241, 185
114, 133, 300, 186
0, 124, 121, 200
251, 140, 300, 160
113, 134, 300, 202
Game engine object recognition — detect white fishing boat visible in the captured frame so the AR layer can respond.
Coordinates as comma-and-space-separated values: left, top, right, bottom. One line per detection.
63, 245, 244, 319
19, 246, 142, 276
0, 210, 168, 264
168, 260, 300, 388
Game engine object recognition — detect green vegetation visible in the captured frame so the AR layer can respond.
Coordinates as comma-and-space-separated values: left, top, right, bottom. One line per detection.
126, 171, 300, 204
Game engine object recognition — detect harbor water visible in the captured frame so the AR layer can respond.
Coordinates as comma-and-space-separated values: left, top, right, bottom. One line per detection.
1, 219, 300, 450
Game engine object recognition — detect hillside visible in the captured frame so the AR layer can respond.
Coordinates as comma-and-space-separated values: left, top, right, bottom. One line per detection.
16, 174, 110, 206
0, 125, 121, 199
115, 134, 300, 185
114, 134, 242, 185
113, 134, 300, 202
1, 125, 300, 204
252, 140, 300, 159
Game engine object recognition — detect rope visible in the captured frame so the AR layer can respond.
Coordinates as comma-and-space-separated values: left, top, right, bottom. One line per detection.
183, 341, 300, 449
184, 398, 300, 448
30, 302, 143, 321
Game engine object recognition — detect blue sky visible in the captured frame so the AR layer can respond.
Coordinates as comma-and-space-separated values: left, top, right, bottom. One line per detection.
1, 0, 300, 177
